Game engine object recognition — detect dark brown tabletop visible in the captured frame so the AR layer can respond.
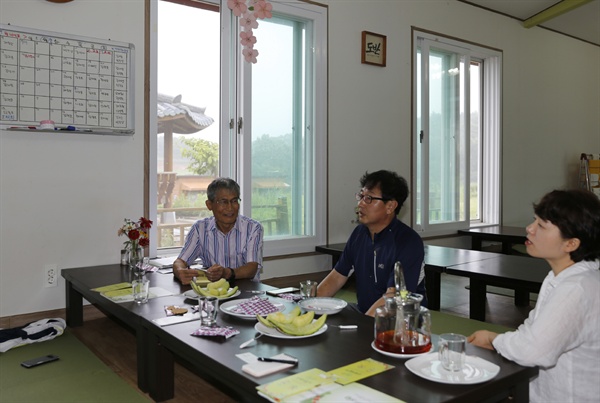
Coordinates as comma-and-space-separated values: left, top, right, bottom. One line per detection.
446, 255, 549, 321
458, 226, 527, 254
147, 294, 537, 403
63, 264, 538, 402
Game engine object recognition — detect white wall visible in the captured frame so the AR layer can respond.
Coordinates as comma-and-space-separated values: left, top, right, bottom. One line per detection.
1, 0, 598, 317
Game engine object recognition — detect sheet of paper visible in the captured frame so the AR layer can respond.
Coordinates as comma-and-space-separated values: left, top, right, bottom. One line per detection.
101, 287, 175, 303
91, 282, 131, 292
256, 368, 334, 402
152, 311, 200, 326
239, 353, 297, 378
147, 256, 178, 268
325, 358, 394, 385
285, 382, 404, 403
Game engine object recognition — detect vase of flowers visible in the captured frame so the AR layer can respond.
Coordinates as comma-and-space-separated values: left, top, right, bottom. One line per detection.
118, 217, 153, 272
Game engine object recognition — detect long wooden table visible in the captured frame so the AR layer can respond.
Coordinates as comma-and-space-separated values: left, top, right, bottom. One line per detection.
63, 264, 538, 402
458, 226, 527, 254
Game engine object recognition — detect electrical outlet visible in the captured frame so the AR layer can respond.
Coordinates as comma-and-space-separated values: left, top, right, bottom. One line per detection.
44, 264, 58, 288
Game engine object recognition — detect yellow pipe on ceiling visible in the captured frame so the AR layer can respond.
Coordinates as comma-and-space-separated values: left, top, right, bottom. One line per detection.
523, 0, 596, 28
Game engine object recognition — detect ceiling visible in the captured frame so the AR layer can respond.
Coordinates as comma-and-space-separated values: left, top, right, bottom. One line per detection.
459, 0, 600, 46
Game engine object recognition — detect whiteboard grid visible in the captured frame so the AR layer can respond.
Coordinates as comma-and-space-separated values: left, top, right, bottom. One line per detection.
0, 24, 134, 135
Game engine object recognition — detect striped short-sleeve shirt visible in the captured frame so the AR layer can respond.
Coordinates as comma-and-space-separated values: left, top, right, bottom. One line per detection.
178, 215, 264, 281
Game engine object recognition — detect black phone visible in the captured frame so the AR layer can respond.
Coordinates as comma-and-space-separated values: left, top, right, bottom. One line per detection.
21, 354, 59, 368
266, 287, 300, 296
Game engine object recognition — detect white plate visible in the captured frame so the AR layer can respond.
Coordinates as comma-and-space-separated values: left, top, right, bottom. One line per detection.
255, 321, 328, 339
405, 354, 500, 384
183, 289, 241, 301
219, 298, 285, 320
371, 341, 434, 359
298, 297, 347, 315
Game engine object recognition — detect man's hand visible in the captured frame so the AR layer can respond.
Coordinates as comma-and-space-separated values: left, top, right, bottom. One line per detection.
173, 258, 199, 285
205, 264, 229, 282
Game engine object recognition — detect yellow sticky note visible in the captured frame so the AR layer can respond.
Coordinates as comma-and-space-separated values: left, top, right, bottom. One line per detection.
326, 358, 395, 385
91, 282, 132, 292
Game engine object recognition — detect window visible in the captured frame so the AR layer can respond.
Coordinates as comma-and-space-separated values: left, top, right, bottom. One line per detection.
412, 30, 501, 237
151, 0, 327, 257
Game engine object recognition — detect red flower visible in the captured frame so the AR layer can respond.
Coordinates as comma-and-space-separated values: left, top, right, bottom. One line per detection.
138, 238, 150, 247
139, 217, 153, 229
128, 229, 140, 240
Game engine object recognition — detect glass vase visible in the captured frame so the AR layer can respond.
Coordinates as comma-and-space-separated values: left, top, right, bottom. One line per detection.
129, 246, 144, 274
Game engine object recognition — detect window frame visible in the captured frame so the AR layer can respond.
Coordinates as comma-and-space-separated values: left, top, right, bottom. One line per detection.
148, 0, 327, 258
411, 29, 502, 237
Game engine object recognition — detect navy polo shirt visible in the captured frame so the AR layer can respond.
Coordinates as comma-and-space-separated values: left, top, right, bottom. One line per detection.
335, 218, 426, 313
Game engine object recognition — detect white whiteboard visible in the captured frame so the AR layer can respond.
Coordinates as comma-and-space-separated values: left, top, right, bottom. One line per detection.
0, 24, 134, 135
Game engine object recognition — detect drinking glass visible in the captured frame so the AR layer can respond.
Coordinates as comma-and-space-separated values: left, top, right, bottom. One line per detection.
132, 277, 150, 304
300, 280, 317, 299
438, 333, 467, 371
203, 296, 219, 327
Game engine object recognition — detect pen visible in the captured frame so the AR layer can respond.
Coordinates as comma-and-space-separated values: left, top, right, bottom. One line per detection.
257, 357, 298, 365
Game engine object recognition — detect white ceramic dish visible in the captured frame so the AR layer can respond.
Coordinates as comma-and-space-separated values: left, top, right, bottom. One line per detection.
183, 289, 241, 301
298, 297, 347, 315
219, 298, 285, 320
405, 354, 500, 384
371, 341, 434, 359
255, 321, 328, 339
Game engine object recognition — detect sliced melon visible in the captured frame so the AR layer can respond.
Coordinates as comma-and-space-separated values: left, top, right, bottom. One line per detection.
275, 314, 328, 336
292, 311, 315, 327
257, 314, 275, 328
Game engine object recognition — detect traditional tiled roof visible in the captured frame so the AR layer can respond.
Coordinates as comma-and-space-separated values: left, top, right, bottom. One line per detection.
157, 93, 214, 134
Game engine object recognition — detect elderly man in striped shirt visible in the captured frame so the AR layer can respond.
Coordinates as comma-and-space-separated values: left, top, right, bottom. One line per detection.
173, 178, 264, 285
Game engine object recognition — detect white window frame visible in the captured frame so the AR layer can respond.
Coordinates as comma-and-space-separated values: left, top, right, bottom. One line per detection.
148, 0, 327, 258
412, 29, 502, 237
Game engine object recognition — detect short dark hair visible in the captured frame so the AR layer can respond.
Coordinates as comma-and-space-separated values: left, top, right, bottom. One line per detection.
207, 177, 240, 201
360, 170, 409, 215
533, 189, 600, 262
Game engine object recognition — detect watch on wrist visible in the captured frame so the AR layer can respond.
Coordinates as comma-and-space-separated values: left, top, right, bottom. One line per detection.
227, 268, 236, 281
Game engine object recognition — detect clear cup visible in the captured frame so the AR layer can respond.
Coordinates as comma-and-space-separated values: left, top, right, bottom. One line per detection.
300, 280, 317, 299
203, 296, 219, 327
197, 296, 207, 325
132, 277, 150, 304
438, 333, 467, 371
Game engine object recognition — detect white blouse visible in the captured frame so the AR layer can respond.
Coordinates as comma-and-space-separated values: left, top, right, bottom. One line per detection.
493, 259, 600, 403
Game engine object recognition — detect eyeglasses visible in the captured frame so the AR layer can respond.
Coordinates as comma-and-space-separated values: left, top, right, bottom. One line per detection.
214, 197, 241, 207
355, 192, 388, 204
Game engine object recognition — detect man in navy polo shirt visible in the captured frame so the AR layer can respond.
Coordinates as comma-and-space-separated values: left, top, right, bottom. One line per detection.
317, 170, 426, 316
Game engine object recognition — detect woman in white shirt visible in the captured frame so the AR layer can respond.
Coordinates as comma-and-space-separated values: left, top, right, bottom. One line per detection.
468, 189, 600, 403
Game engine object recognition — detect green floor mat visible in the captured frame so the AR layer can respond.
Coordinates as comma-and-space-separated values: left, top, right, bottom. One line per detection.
0, 328, 149, 403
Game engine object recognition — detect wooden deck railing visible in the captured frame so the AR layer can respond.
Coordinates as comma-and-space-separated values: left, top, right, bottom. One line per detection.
157, 197, 289, 248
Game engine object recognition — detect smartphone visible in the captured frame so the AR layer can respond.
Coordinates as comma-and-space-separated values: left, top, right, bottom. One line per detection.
21, 354, 59, 368
266, 287, 300, 296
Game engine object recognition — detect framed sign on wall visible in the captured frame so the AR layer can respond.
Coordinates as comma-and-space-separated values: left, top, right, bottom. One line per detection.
361, 31, 386, 67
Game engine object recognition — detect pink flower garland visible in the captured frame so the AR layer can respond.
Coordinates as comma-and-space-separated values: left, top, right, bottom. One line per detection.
227, 0, 273, 63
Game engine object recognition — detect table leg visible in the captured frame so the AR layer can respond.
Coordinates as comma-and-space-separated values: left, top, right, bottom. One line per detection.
424, 267, 440, 310
147, 331, 175, 402
501, 242, 513, 255
514, 289, 530, 306
510, 378, 530, 402
137, 326, 149, 393
469, 279, 486, 321
65, 280, 83, 327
